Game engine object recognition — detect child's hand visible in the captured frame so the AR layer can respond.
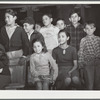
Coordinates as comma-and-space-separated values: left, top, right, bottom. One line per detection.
68, 71, 72, 77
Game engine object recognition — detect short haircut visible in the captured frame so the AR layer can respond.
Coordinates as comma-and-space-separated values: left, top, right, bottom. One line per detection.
84, 19, 96, 28
42, 13, 52, 18
35, 21, 43, 27
32, 38, 47, 53
69, 9, 81, 18
56, 18, 66, 24
5, 9, 17, 17
58, 29, 70, 45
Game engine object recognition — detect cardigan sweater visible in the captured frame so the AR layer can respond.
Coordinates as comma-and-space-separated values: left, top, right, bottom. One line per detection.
0, 26, 29, 56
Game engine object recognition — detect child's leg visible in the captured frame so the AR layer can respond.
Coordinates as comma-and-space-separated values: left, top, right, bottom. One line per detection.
42, 81, 49, 90
85, 61, 94, 90
64, 77, 71, 87
35, 81, 42, 90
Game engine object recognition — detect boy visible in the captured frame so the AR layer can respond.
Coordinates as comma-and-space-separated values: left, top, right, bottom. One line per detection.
56, 18, 66, 31
35, 21, 43, 32
78, 20, 100, 90
67, 10, 86, 51
23, 17, 44, 87
40, 13, 59, 52
23, 17, 44, 55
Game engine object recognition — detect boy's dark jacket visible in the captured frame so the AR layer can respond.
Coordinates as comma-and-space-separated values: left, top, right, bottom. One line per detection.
0, 44, 10, 75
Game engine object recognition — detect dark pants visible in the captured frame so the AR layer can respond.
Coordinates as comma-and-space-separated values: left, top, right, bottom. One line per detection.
0, 75, 11, 89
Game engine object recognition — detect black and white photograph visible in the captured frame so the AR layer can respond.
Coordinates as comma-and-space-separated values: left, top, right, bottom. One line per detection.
0, 1, 100, 93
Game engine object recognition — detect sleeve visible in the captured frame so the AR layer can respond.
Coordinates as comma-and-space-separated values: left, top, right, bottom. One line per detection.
78, 38, 85, 68
52, 48, 57, 60
21, 28, 29, 56
0, 54, 9, 69
72, 47, 77, 60
48, 53, 58, 81
30, 55, 38, 77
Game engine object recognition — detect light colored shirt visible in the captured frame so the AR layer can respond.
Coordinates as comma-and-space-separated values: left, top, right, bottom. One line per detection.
30, 52, 58, 80
40, 24, 59, 50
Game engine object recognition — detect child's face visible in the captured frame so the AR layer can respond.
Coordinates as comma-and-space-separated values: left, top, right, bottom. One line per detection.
35, 24, 41, 32
69, 13, 80, 25
33, 41, 43, 54
5, 13, 16, 26
42, 15, 52, 26
58, 32, 69, 45
23, 23, 34, 33
84, 24, 96, 36
56, 20, 66, 30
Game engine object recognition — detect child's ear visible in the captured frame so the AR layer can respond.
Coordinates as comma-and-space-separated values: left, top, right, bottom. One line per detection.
94, 27, 96, 31
14, 16, 17, 20
67, 36, 70, 40
78, 17, 81, 21
69, 18, 71, 22
83, 28, 86, 32
51, 18, 53, 22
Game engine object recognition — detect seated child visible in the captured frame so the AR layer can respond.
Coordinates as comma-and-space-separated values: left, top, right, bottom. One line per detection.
0, 44, 11, 89
30, 38, 58, 90
52, 29, 81, 90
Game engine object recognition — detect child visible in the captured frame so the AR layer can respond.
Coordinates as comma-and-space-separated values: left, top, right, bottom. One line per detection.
67, 10, 86, 51
40, 13, 59, 53
56, 18, 66, 31
52, 29, 80, 90
0, 44, 11, 89
35, 21, 43, 32
23, 17, 44, 86
78, 20, 100, 90
23, 17, 44, 55
30, 38, 58, 90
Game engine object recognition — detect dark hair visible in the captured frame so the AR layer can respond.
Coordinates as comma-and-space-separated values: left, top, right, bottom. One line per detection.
58, 29, 70, 45
84, 19, 96, 28
35, 21, 43, 27
42, 13, 52, 18
69, 9, 81, 18
56, 18, 66, 25
5, 9, 17, 17
32, 38, 47, 53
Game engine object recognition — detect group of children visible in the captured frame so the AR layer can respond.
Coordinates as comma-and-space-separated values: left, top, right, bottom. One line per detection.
0, 8, 100, 90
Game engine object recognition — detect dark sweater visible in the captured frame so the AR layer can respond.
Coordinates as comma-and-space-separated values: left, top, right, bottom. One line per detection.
0, 26, 29, 56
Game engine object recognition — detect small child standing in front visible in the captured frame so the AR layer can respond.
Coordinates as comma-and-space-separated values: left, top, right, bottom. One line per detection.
56, 18, 66, 31
30, 38, 58, 90
78, 20, 100, 90
40, 13, 59, 53
52, 29, 80, 90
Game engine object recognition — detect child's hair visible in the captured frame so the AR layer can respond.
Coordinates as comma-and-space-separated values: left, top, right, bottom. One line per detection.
35, 21, 43, 27
32, 38, 48, 53
42, 13, 52, 18
58, 29, 70, 45
5, 9, 17, 17
69, 9, 81, 18
56, 18, 66, 25
84, 19, 96, 28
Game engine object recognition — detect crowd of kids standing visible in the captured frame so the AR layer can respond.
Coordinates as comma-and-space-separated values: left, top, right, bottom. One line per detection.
0, 8, 100, 90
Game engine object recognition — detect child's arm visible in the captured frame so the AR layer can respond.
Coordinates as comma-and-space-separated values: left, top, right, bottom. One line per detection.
68, 60, 77, 76
30, 55, 38, 78
48, 53, 58, 81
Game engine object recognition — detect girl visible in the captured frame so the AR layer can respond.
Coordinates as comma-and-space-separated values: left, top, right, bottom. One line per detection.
30, 38, 58, 90
52, 29, 80, 90
0, 9, 29, 84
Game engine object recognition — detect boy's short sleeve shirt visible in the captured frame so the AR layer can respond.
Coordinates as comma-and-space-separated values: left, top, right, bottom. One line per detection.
40, 24, 59, 50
